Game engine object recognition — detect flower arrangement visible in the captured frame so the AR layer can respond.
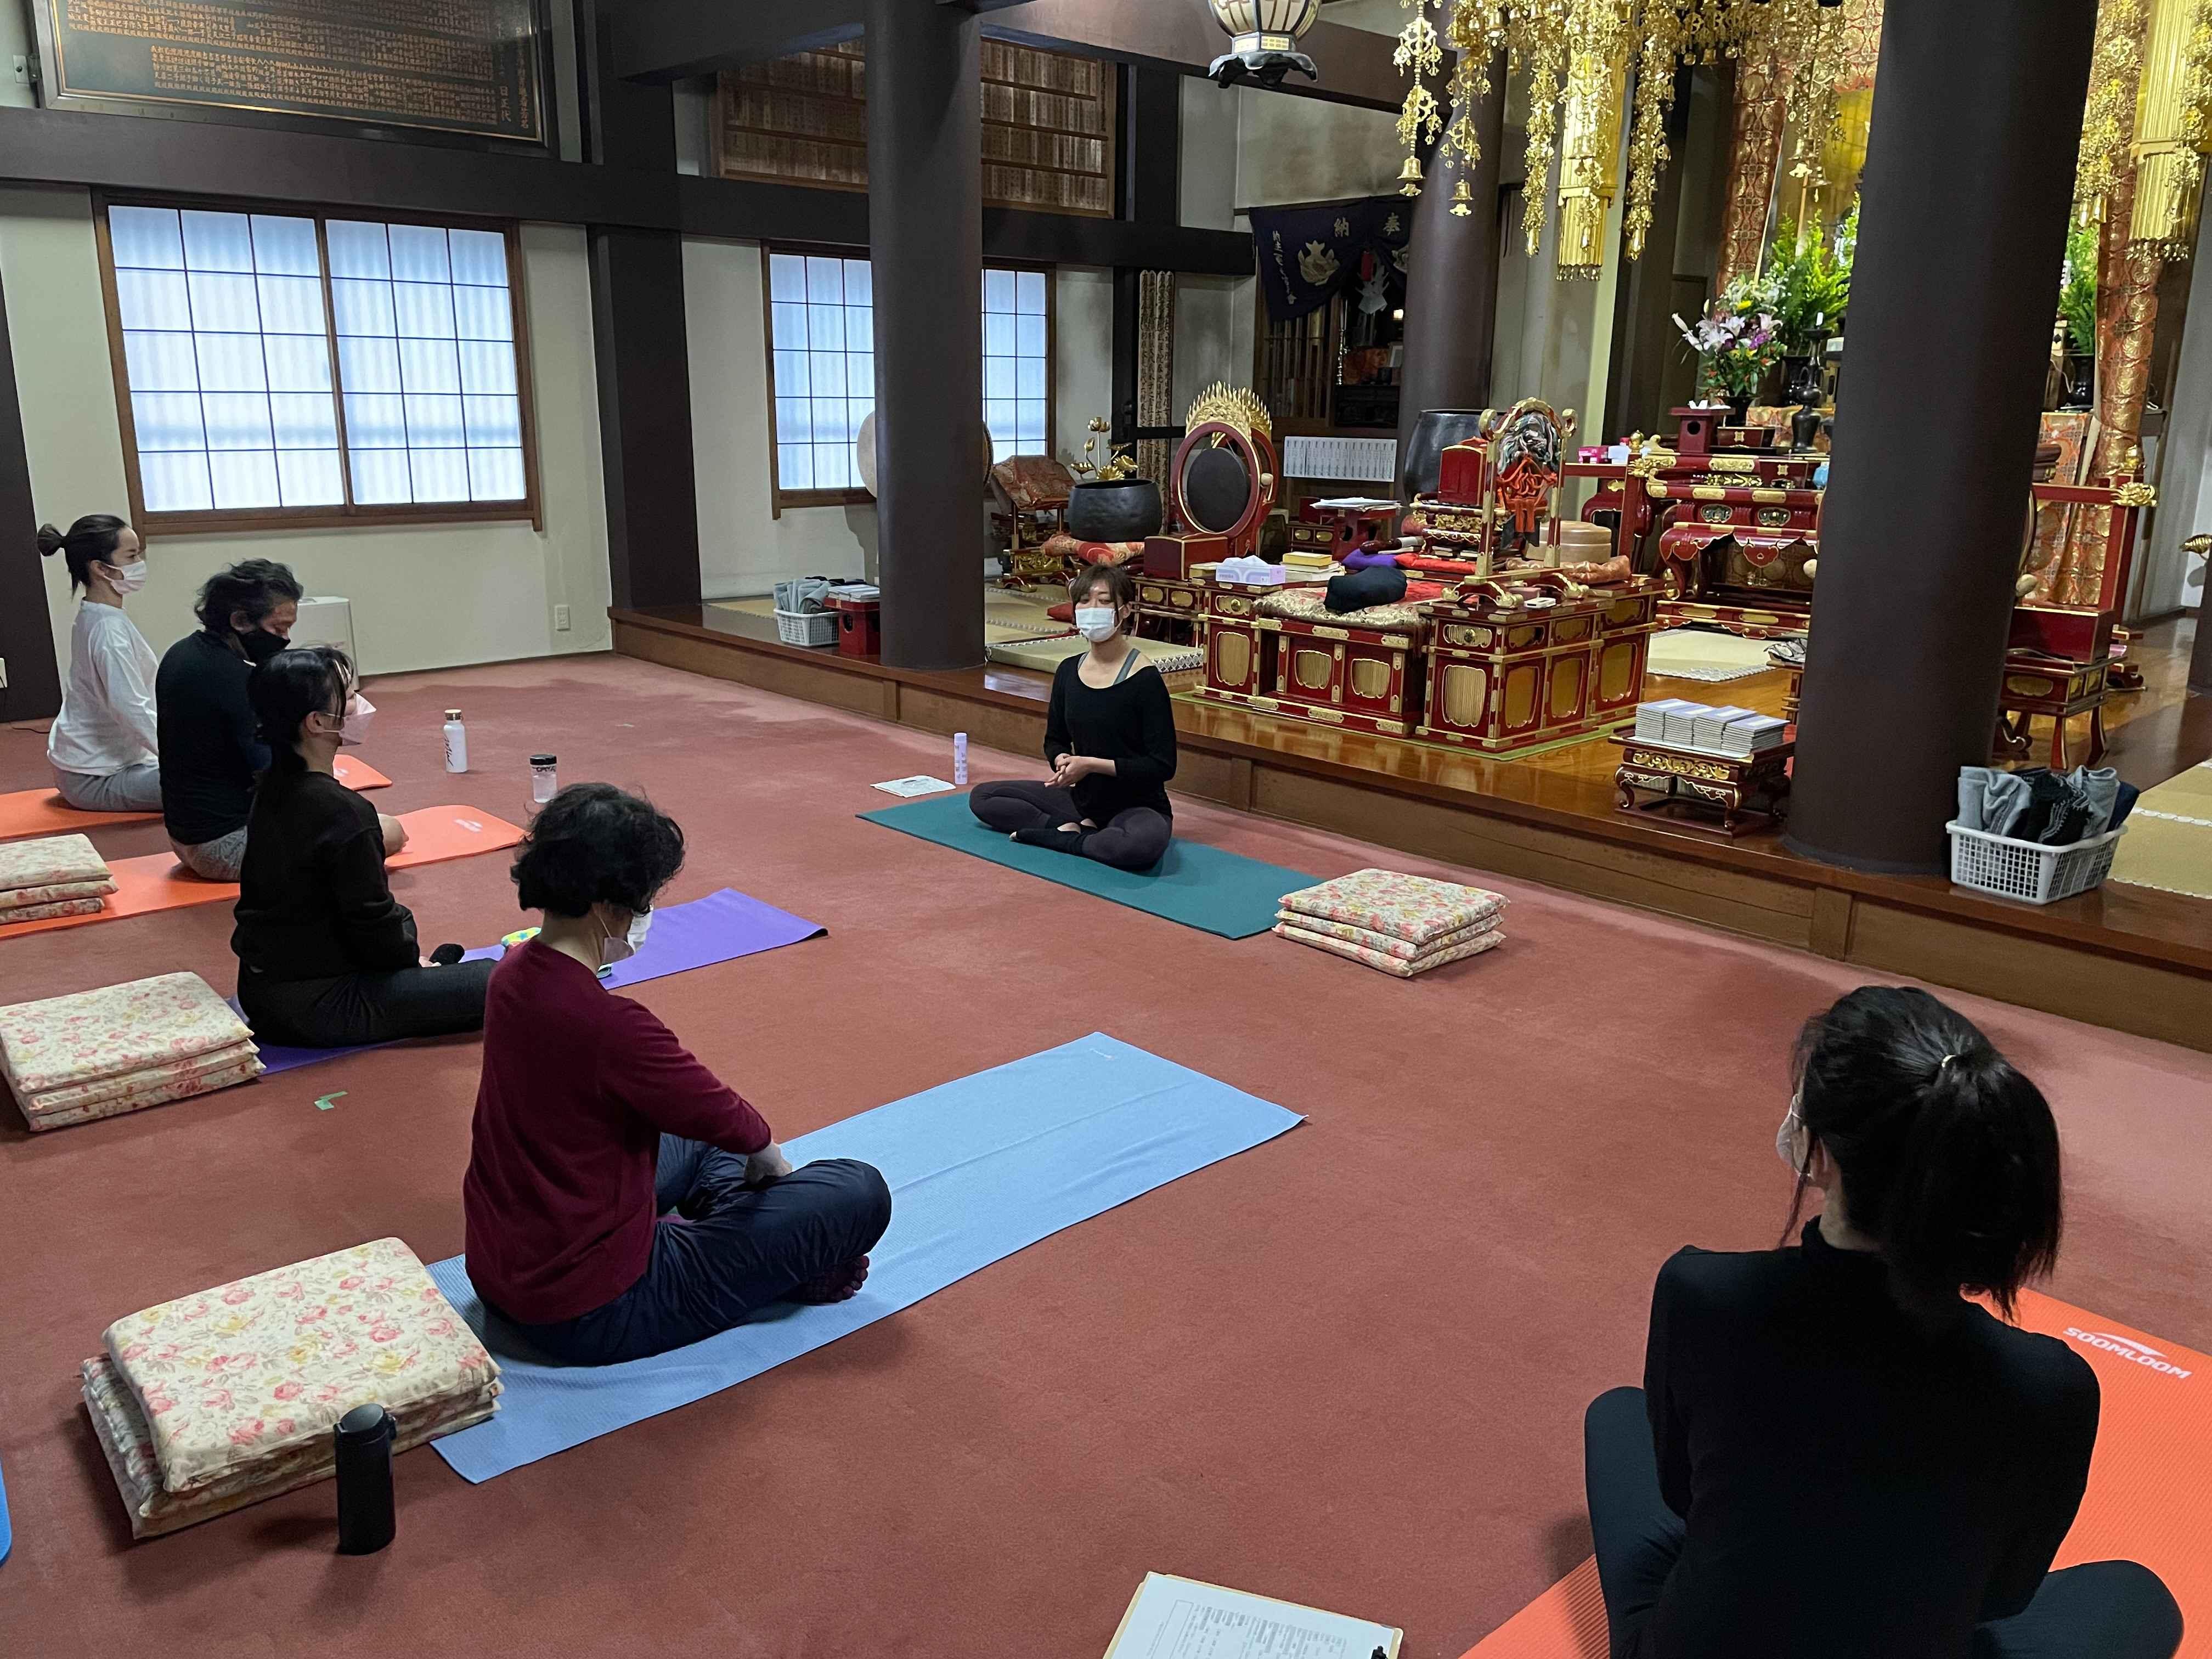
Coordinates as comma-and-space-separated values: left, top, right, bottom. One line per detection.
1069, 416, 1138, 482
2058, 218, 2098, 358
1765, 204, 1854, 354
1672, 275, 1785, 404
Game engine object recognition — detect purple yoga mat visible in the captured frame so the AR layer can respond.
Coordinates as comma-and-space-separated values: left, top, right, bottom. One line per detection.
244, 888, 825, 1075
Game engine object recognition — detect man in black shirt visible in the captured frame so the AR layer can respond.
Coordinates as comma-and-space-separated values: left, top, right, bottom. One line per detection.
157, 560, 303, 881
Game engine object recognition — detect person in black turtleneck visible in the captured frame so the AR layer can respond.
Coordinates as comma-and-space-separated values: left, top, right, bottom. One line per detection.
968, 561, 1175, 873
231, 646, 490, 1049
1582, 985, 2181, 1659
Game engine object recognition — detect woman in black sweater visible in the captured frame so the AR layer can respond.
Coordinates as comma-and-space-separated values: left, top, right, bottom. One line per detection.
969, 562, 1176, 873
1584, 985, 2180, 1659
232, 647, 492, 1048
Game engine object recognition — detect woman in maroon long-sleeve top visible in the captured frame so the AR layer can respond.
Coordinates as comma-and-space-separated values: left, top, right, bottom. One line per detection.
462, 784, 890, 1364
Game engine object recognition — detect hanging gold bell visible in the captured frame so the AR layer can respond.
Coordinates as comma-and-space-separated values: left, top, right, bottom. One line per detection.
1397, 154, 1424, 196
1449, 177, 1473, 217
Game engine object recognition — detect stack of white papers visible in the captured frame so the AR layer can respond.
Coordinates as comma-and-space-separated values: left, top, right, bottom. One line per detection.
1690, 705, 1758, 749
1718, 714, 1789, 754
1635, 699, 1703, 741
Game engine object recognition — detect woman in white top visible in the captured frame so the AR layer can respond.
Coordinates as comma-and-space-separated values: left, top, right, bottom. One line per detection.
42, 515, 162, 813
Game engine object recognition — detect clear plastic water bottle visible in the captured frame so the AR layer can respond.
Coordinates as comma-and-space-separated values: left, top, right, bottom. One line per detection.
442, 709, 468, 774
953, 732, 969, 787
529, 753, 557, 805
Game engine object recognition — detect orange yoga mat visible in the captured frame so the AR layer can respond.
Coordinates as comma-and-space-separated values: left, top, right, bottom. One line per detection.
0, 805, 522, 939
0, 755, 392, 841
1462, 1289, 2211, 1658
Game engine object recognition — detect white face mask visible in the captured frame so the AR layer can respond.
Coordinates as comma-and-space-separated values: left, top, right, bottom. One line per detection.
103, 561, 149, 594
337, 693, 376, 747
1776, 1094, 1806, 1175
1074, 605, 1120, 643
601, 906, 652, 966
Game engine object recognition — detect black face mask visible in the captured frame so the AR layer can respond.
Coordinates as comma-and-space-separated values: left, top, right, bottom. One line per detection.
239, 628, 286, 665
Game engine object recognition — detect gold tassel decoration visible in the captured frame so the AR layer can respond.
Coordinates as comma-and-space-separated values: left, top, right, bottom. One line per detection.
1555, 19, 1630, 279
2129, 0, 2212, 258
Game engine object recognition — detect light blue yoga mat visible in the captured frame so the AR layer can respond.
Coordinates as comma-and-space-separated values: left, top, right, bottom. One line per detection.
0, 1452, 10, 1566
427, 1034, 1300, 1481
859, 793, 1314, 939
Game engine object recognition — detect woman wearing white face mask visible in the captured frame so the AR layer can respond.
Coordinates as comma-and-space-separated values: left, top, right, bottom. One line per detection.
230, 646, 488, 1048
40, 515, 166, 813
968, 561, 1176, 872
461, 783, 891, 1364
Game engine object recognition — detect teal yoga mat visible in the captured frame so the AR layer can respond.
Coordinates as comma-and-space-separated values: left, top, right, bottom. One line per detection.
859, 793, 1315, 939
427, 1034, 1300, 1480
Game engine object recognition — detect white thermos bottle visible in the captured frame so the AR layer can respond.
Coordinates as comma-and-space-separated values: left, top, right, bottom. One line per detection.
442, 709, 469, 774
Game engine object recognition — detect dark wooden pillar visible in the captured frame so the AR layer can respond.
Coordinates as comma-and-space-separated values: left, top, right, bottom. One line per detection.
1785, 0, 2097, 873
1395, 54, 1508, 465
0, 268, 61, 723
868, 0, 985, 670
1113, 65, 1181, 453
578, 0, 701, 612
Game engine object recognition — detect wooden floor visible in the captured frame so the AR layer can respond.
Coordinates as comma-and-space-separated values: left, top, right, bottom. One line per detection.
613, 601, 2212, 1052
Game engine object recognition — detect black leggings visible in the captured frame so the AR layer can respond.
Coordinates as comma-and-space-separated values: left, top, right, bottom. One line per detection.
238, 958, 496, 1049
968, 780, 1170, 873
1583, 1387, 2182, 1659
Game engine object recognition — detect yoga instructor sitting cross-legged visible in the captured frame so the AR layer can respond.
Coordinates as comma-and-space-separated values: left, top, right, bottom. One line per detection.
969, 562, 1176, 873
1582, 986, 2181, 1659
462, 783, 890, 1364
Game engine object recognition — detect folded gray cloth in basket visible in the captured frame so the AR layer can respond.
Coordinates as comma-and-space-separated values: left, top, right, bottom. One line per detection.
1957, 767, 2034, 837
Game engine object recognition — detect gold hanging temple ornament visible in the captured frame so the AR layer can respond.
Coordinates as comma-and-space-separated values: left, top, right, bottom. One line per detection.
2125, 0, 2212, 259
1394, 0, 1877, 276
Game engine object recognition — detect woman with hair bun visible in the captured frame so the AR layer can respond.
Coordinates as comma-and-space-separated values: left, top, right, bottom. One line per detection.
40, 515, 163, 812
462, 782, 891, 1364
1579, 985, 2182, 1659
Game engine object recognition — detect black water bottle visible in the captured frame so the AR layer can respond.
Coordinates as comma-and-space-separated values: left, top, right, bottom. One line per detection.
334, 1402, 396, 1554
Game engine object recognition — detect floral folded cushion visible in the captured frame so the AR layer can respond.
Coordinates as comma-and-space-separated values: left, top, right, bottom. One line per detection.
0, 971, 252, 1097
0, 879, 117, 907
0, 832, 110, 891
0, 897, 107, 927
1270, 909, 1500, 963
104, 1237, 500, 1496
82, 1355, 499, 1539
25, 1054, 264, 1132
21, 1043, 263, 1124
1274, 921, 1505, 978
1278, 868, 1510, 947
1259, 586, 1434, 632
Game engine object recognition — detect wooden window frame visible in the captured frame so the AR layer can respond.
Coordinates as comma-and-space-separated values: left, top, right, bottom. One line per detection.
94, 191, 544, 537
761, 244, 1057, 515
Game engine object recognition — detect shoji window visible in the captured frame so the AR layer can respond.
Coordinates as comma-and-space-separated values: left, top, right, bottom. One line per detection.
763, 247, 1054, 506
98, 200, 538, 530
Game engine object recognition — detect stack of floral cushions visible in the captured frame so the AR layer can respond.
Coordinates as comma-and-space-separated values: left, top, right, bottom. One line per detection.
83, 1238, 501, 1538
0, 832, 115, 924
1274, 868, 1508, 979
0, 971, 262, 1131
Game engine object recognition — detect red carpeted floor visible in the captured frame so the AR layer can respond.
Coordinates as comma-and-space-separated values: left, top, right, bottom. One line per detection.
1, 651, 2207, 1659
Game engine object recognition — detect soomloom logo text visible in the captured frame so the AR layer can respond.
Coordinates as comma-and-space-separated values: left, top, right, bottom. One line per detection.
2064, 1328, 2193, 1379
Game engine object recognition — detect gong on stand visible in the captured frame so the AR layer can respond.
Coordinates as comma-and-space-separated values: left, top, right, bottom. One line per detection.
1143, 419, 1278, 578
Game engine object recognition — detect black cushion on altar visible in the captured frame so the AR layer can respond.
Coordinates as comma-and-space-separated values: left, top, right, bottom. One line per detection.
1325, 566, 1409, 613
1182, 445, 1252, 533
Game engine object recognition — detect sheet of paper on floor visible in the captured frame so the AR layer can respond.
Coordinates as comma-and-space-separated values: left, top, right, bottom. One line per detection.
872, 775, 957, 797
1104, 1573, 1401, 1659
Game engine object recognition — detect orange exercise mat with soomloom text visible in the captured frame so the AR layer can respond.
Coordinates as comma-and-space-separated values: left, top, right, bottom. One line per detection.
0, 806, 522, 939
1460, 1289, 2211, 1658
0, 755, 392, 841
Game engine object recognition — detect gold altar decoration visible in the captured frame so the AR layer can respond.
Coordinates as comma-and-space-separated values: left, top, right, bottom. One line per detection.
2128, 0, 2212, 257
1716, 45, 1792, 292
1397, 0, 1876, 275
2079, 0, 2151, 214
1185, 383, 1273, 439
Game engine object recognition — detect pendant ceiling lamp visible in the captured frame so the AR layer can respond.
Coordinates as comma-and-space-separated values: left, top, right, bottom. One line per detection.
1207, 0, 1322, 87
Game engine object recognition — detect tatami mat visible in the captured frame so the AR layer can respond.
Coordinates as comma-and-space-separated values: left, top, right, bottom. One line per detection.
2111, 760, 2212, 901
1645, 628, 1785, 684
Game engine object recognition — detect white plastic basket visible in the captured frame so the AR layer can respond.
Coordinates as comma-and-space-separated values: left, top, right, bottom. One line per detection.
1945, 820, 2125, 905
774, 607, 839, 648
